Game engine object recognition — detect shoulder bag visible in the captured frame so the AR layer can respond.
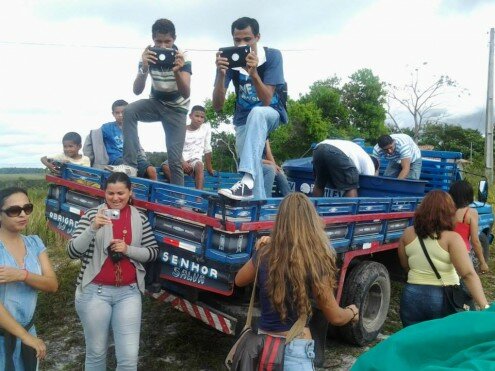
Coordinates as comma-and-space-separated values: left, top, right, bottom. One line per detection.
418, 237, 474, 314
224, 260, 307, 371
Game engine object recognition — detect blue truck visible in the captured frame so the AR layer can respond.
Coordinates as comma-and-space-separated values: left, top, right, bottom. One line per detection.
44, 147, 492, 364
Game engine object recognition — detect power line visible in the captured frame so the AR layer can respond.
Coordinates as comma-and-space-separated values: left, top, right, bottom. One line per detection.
0, 40, 315, 52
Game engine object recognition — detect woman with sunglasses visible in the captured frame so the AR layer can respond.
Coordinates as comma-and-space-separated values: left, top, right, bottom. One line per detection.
0, 187, 58, 370
67, 172, 158, 370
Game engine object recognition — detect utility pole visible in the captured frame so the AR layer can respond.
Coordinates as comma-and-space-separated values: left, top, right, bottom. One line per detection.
485, 28, 494, 183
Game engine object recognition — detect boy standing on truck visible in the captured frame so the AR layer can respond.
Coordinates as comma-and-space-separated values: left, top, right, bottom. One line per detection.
41, 132, 90, 173
106, 18, 191, 186
161, 105, 214, 189
213, 17, 288, 200
312, 139, 378, 198
373, 134, 422, 180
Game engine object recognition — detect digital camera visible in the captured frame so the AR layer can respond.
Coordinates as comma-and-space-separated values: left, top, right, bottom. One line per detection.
107, 244, 123, 263
149, 47, 176, 69
219, 46, 251, 68
103, 209, 120, 219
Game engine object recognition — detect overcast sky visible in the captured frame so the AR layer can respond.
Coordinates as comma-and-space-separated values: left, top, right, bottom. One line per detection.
0, 0, 494, 167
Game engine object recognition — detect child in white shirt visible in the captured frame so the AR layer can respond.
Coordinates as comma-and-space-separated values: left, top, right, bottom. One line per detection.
162, 105, 214, 189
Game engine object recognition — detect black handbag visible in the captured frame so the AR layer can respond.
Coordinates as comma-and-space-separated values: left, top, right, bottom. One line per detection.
418, 237, 473, 314
225, 262, 306, 370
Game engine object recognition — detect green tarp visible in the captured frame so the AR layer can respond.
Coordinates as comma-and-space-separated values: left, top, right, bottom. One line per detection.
352, 304, 495, 370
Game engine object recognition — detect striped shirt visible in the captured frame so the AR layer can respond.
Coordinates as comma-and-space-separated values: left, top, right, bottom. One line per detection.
373, 134, 421, 163
142, 46, 192, 113
67, 207, 158, 291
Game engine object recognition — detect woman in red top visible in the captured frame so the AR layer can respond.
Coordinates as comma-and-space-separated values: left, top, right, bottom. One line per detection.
449, 180, 489, 274
67, 172, 158, 370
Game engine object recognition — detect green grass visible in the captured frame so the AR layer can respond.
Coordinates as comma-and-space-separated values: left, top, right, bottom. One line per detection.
0, 174, 46, 189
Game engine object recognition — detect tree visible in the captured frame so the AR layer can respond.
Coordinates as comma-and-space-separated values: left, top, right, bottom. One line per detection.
270, 100, 328, 162
204, 94, 238, 171
342, 68, 388, 142
418, 121, 484, 162
387, 63, 461, 142
299, 76, 349, 130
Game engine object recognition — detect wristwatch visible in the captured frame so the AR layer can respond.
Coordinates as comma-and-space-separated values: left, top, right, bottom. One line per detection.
139, 66, 148, 75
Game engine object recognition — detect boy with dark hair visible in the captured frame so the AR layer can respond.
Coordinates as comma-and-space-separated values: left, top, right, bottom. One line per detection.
161, 105, 214, 189
213, 16, 288, 200
106, 18, 191, 184
373, 133, 422, 179
41, 132, 90, 172
98, 100, 156, 180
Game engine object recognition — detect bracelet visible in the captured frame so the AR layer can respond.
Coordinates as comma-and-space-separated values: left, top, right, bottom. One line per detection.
22, 269, 28, 282
346, 306, 358, 319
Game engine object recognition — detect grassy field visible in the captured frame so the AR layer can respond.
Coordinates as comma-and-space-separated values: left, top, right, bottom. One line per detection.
14, 181, 495, 370
0, 173, 46, 189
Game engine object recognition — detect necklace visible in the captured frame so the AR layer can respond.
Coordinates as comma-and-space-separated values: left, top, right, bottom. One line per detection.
114, 207, 130, 286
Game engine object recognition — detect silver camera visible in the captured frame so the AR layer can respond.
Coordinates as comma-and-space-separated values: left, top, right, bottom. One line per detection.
103, 209, 120, 219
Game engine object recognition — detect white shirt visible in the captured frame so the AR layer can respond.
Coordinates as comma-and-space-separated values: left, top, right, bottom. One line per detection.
317, 139, 375, 175
47, 153, 90, 167
182, 123, 212, 162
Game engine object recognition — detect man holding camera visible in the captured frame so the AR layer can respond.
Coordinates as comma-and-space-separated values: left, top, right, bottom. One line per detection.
213, 17, 288, 200
107, 19, 191, 186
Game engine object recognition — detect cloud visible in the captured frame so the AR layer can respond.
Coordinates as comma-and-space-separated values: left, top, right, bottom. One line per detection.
1, 0, 495, 167
439, 0, 495, 14
31, 0, 371, 44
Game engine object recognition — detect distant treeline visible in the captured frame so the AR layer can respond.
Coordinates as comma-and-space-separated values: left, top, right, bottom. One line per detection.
0, 168, 44, 174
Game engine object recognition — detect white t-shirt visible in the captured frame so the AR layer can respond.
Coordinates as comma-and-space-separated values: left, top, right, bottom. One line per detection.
182, 123, 212, 162
317, 139, 375, 175
47, 153, 91, 167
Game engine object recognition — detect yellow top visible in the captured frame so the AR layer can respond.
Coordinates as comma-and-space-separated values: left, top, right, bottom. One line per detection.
406, 236, 460, 286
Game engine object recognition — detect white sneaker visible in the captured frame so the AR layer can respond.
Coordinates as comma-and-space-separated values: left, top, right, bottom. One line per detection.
218, 181, 253, 200
104, 164, 137, 177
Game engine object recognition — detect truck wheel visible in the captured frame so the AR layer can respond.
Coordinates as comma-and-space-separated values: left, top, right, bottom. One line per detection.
479, 232, 490, 262
338, 261, 391, 346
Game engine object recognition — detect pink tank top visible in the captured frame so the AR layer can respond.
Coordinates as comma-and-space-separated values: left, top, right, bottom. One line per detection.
453, 208, 470, 251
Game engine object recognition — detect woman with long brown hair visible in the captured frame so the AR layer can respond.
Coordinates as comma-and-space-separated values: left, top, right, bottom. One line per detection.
398, 190, 488, 327
235, 193, 359, 369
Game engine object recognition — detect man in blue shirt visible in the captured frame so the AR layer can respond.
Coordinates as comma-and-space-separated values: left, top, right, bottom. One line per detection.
373, 134, 422, 179
213, 17, 288, 200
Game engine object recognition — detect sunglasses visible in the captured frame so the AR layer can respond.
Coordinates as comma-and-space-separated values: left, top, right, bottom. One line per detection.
1, 203, 34, 217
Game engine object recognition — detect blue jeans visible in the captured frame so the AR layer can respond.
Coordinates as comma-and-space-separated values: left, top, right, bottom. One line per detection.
400, 283, 446, 327
235, 107, 281, 199
384, 158, 422, 179
284, 339, 315, 370
123, 99, 187, 185
75, 283, 142, 371
263, 163, 291, 197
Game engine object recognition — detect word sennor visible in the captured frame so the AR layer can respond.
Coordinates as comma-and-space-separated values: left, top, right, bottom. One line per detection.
161, 252, 218, 279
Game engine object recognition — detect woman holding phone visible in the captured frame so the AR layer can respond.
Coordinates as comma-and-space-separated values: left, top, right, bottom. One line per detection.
67, 172, 158, 370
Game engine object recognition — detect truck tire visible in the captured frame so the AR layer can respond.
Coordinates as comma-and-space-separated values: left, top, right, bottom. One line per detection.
338, 261, 391, 346
479, 232, 490, 262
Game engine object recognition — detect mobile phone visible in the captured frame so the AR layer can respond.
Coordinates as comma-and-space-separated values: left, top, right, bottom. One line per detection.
219, 46, 251, 68
149, 47, 176, 69
103, 209, 120, 220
